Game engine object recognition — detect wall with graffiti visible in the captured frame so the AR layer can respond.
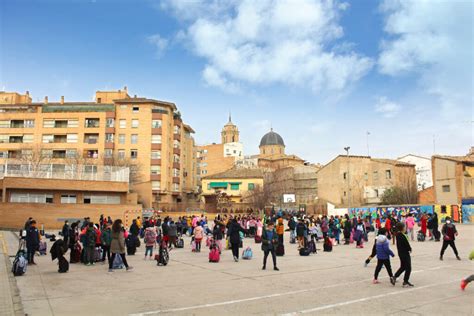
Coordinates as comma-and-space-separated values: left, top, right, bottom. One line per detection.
349, 204, 472, 223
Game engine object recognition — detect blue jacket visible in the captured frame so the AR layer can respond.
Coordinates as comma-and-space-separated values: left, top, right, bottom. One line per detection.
375, 235, 394, 260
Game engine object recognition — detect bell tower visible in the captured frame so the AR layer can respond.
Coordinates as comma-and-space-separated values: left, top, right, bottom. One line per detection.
221, 113, 239, 144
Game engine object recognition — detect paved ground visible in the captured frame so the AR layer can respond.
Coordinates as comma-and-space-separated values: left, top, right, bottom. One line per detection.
1, 225, 473, 316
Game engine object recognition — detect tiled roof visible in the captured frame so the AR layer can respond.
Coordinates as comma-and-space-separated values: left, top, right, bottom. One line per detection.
203, 168, 264, 179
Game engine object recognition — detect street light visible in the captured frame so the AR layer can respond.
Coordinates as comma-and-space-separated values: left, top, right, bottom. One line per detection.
344, 147, 351, 211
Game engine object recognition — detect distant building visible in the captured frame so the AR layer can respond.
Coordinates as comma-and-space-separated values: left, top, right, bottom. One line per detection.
257, 129, 304, 170
196, 115, 243, 179
317, 155, 417, 207
201, 168, 264, 212
432, 151, 474, 205
397, 154, 432, 190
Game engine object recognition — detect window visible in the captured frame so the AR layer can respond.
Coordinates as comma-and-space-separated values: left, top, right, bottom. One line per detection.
174, 125, 180, 134
61, 194, 77, 204
54, 120, 68, 128
364, 172, 368, 180
10, 193, 53, 204
231, 183, 240, 190
173, 140, 180, 148
374, 189, 379, 197
201, 170, 207, 175
151, 135, 162, 144
131, 119, 139, 128
151, 166, 161, 175
131, 134, 138, 144
118, 150, 125, 160
0, 120, 9, 128
130, 149, 138, 159
385, 170, 392, 179
172, 183, 179, 192
119, 120, 126, 129
83, 195, 120, 204
66, 134, 78, 143
173, 154, 180, 163
132, 106, 139, 113
22, 134, 34, 143
151, 151, 161, 159
67, 119, 78, 128
248, 183, 255, 190
106, 118, 115, 128
343, 172, 347, 180
24, 120, 34, 128
42, 134, 54, 143
105, 133, 114, 143
120, 104, 127, 109
343, 191, 347, 196
66, 149, 77, 158
442, 185, 450, 192
104, 149, 113, 158
152, 181, 161, 190
43, 119, 54, 128
373, 171, 379, 181
152, 120, 162, 128
85, 118, 100, 128
173, 168, 179, 177
118, 134, 125, 144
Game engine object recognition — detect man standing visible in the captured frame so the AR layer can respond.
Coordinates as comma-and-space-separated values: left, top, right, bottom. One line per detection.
440, 217, 461, 261
26, 220, 40, 265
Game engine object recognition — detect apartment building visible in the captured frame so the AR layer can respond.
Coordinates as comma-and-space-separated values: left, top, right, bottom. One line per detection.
0, 88, 198, 211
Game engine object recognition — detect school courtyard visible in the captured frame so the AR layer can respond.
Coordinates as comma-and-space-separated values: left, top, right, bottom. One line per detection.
1, 225, 473, 316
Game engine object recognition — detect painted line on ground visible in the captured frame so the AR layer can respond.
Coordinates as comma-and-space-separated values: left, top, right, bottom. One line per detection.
128, 265, 450, 316
280, 280, 458, 316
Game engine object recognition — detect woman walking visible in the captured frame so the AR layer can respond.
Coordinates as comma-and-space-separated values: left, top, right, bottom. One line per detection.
227, 219, 245, 262
108, 219, 133, 272
261, 222, 279, 271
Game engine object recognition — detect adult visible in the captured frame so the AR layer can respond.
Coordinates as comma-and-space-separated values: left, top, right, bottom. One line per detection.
84, 222, 97, 266
26, 220, 40, 265
168, 221, 178, 248
61, 220, 70, 249
261, 222, 279, 271
109, 219, 133, 272
129, 219, 140, 237
440, 217, 461, 261
432, 212, 440, 241
420, 213, 428, 238
227, 219, 245, 262
393, 222, 414, 287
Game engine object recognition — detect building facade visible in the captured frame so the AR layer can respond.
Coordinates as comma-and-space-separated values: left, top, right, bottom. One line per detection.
317, 155, 417, 207
432, 153, 474, 205
257, 129, 304, 171
397, 154, 433, 190
0, 88, 198, 211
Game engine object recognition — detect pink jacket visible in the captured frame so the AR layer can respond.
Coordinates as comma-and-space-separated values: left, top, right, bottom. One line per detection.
405, 217, 415, 229
194, 226, 204, 240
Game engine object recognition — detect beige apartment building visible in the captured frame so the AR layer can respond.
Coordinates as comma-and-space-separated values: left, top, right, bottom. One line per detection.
432, 152, 474, 205
317, 155, 417, 207
0, 88, 198, 211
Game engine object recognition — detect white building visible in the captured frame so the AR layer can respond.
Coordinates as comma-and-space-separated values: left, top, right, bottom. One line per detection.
397, 154, 433, 191
223, 142, 243, 159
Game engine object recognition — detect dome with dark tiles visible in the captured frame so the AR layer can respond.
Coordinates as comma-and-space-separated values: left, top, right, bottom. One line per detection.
259, 129, 285, 147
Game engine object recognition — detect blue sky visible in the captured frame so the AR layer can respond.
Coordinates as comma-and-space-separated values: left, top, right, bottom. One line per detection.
1, 0, 472, 164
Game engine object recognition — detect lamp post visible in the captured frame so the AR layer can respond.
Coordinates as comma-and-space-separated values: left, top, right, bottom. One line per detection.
344, 147, 351, 211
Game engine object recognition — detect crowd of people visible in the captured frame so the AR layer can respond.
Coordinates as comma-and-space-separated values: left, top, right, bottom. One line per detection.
19, 210, 472, 291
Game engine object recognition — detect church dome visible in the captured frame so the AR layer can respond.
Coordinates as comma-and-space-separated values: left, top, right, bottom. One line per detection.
259, 130, 285, 147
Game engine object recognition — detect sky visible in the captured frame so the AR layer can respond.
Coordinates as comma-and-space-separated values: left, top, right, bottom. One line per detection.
1, 0, 473, 164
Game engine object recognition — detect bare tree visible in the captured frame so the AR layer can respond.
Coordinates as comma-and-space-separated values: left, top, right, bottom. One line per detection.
381, 167, 418, 205
15, 144, 52, 177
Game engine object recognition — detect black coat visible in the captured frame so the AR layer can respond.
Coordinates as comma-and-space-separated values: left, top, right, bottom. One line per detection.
396, 233, 412, 256
130, 223, 140, 236
227, 222, 245, 244
26, 226, 40, 248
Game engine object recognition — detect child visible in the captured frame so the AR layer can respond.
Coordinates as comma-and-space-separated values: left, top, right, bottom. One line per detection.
323, 236, 333, 252
393, 222, 414, 287
373, 228, 396, 285
460, 250, 474, 290
144, 227, 156, 260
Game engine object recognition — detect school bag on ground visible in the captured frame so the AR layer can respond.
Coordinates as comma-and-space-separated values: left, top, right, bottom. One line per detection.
290, 235, 296, 244
156, 246, 169, 266
308, 240, 317, 254
94, 247, 103, 262
209, 246, 220, 263
299, 247, 310, 256
112, 254, 125, 269
39, 241, 47, 255
242, 247, 253, 260
12, 249, 28, 276
417, 231, 425, 242
176, 238, 184, 248
276, 244, 285, 256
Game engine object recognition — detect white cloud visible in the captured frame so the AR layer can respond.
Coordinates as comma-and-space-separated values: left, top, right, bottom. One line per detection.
161, 0, 373, 93
378, 0, 473, 119
374, 96, 401, 118
147, 34, 169, 58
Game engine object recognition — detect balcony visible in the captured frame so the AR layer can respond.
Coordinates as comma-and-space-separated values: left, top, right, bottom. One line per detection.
173, 162, 180, 169
7, 151, 21, 159
173, 177, 180, 184
104, 142, 114, 149
105, 111, 115, 118
85, 119, 100, 128
8, 136, 23, 143
151, 143, 161, 150
173, 148, 181, 155
150, 159, 161, 165
84, 134, 99, 144
105, 127, 115, 134
54, 120, 68, 128
150, 174, 161, 181
52, 150, 66, 159
173, 134, 181, 141
152, 109, 167, 115
151, 127, 162, 135
83, 150, 99, 159
53, 135, 67, 143
10, 120, 25, 128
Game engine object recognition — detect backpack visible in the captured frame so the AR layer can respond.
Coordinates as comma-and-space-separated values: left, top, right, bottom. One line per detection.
299, 247, 310, 256
157, 246, 169, 266
417, 231, 425, 242
112, 254, 125, 269
12, 250, 28, 276
209, 247, 220, 262
308, 240, 317, 254
242, 247, 253, 260
39, 241, 47, 255
176, 238, 184, 248
144, 230, 155, 244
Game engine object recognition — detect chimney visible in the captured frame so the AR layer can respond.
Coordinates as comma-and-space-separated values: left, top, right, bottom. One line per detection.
124, 86, 127, 92
134, 94, 137, 98
60, 96, 64, 104
44, 96, 48, 104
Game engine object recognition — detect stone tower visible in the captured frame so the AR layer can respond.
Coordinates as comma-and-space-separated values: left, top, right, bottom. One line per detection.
221, 113, 239, 144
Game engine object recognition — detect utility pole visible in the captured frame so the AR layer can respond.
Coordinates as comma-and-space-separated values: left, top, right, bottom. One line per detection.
344, 146, 351, 211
